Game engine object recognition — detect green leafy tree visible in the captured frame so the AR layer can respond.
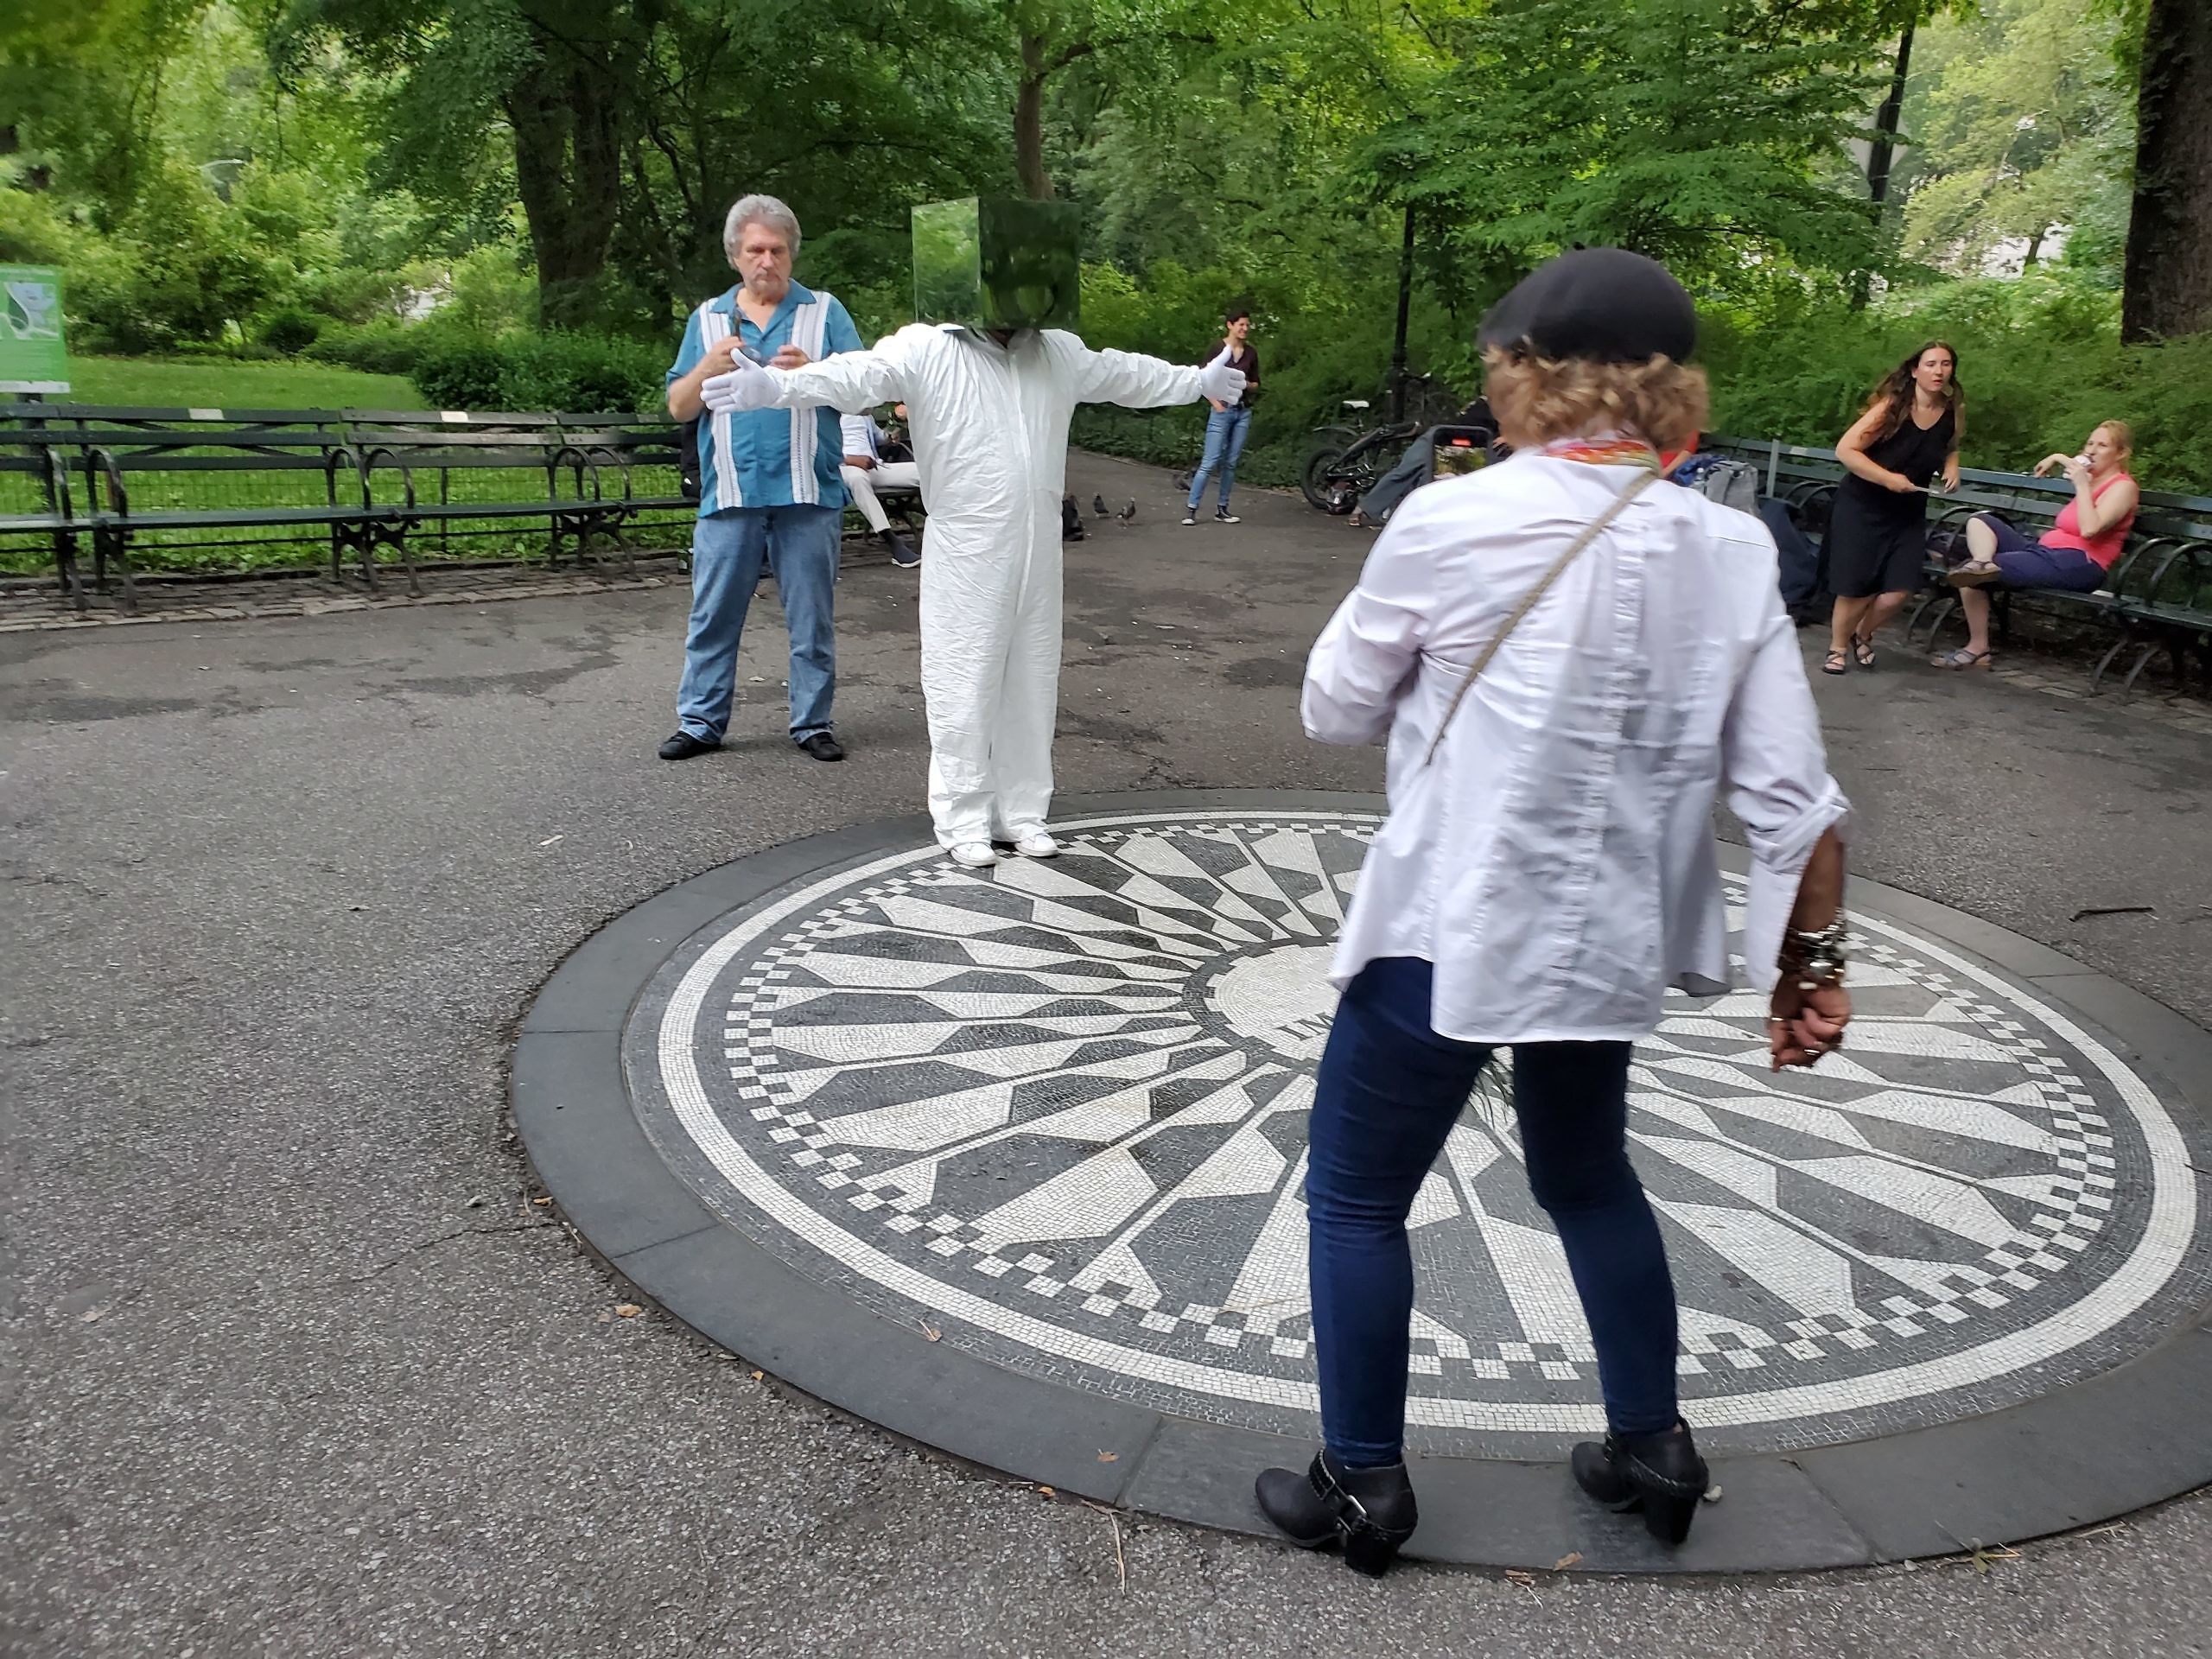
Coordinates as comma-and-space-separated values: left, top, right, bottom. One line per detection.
0, 0, 215, 224
1355, 0, 1891, 292
1892, 0, 2135, 279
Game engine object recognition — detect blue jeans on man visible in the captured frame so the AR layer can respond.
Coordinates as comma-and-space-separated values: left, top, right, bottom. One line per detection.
1187, 405, 1253, 513
676, 505, 842, 745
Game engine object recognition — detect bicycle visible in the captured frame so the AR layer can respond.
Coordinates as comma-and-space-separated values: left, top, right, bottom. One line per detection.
1299, 374, 1461, 516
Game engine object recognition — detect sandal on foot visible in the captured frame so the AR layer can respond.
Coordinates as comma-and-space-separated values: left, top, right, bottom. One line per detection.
1851, 635, 1878, 670
1948, 562, 2001, 587
1821, 649, 1849, 676
1932, 646, 1993, 671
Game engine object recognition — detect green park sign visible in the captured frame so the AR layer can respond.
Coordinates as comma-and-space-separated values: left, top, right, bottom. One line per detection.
1, 265, 71, 394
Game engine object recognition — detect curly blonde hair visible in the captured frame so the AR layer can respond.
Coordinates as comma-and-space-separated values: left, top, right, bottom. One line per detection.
1483, 347, 1709, 452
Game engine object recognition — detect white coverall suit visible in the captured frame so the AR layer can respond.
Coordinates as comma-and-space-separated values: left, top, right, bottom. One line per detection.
760, 325, 1208, 848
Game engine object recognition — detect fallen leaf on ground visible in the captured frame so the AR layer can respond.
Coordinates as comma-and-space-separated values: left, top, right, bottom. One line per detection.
1096, 1450, 1119, 1463
1503, 1569, 1536, 1588
1552, 1552, 1583, 1571
614, 1302, 641, 1318
1970, 1543, 2021, 1574
918, 1321, 943, 1341
531, 1196, 551, 1205
1038, 1485, 1056, 1497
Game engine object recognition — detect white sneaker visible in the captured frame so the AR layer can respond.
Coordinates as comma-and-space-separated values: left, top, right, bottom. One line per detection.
1011, 827, 1059, 859
1180, 512, 1198, 525
1213, 508, 1241, 524
948, 841, 998, 868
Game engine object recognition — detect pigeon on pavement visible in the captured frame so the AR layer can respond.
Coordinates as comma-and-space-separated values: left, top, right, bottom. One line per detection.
1093, 494, 1109, 518
1117, 500, 1137, 523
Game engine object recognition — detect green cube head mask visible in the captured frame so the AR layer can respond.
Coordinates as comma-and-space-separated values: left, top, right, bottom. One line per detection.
912, 198, 1081, 332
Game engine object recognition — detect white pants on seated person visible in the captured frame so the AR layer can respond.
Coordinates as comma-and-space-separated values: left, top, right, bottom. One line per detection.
840, 461, 922, 534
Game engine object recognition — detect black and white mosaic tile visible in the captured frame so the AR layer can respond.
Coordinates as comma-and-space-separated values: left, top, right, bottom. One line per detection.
625, 808, 2212, 1456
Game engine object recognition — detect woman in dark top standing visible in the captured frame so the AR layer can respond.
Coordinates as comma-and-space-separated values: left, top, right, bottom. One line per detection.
1184, 309, 1261, 524
1823, 342, 1962, 675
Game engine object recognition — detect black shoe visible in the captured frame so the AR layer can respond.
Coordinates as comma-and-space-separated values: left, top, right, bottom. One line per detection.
1255, 1452, 1418, 1577
658, 730, 721, 761
1571, 1421, 1709, 1546
884, 531, 920, 569
797, 731, 845, 763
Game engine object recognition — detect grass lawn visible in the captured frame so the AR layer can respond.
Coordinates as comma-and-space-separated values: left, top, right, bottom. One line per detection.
58, 355, 426, 411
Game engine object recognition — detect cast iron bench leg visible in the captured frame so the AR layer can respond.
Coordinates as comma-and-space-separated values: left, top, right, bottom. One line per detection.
2089, 632, 2131, 693
2117, 639, 2164, 702
1916, 594, 1958, 649
93, 523, 138, 615
391, 519, 421, 599
55, 528, 86, 616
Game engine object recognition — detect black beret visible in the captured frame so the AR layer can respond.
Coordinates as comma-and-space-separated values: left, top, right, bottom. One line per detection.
1478, 248, 1697, 365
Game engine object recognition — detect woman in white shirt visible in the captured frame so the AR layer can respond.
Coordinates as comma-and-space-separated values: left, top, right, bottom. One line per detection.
1256, 250, 1853, 1574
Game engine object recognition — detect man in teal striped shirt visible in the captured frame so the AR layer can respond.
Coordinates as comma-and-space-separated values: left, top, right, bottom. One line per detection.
661, 194, 865, 764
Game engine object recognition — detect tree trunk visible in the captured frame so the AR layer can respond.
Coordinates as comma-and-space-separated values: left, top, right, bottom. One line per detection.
2122, 0, 2212, 341
505, 44, 626, 328
1866, 23, 1915, 209
1851, 21, 1916, 310
1389, 204, 1415, 423
1015, 34, 1053, 200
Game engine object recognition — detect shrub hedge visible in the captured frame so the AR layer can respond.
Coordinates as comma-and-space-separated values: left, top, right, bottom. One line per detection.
353, 267, 2212, 497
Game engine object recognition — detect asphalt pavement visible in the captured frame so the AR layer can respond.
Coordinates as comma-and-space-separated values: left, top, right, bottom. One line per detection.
5, 455, 2211, 1658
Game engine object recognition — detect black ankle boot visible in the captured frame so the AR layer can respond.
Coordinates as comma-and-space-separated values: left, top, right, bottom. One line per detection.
1255, 1452, 1418, 1576
1570, 1421, 1709, 1545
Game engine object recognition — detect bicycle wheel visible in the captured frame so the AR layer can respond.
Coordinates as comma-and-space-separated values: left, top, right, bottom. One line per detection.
1301, 431, 1363, 513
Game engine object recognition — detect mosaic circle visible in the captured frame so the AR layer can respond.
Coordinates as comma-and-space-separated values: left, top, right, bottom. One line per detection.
629, 808, 2210, 1452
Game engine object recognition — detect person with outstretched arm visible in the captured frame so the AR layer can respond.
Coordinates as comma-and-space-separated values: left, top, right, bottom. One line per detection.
703, 199, 1247, 866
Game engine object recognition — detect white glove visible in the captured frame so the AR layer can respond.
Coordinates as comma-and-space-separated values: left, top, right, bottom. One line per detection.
701, 354, 778, 414
1198, 346, 1247, 406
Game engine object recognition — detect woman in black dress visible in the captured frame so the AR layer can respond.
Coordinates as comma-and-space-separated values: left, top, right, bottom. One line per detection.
1823, 342, 1962, 674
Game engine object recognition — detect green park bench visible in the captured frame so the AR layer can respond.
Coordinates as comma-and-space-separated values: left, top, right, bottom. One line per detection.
0, 429, 82, 607
0, 403, 696, 613
1707, 435, 2212, 700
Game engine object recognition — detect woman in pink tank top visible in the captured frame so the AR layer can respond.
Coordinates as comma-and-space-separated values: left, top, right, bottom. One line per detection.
1932, 421, 2140, 671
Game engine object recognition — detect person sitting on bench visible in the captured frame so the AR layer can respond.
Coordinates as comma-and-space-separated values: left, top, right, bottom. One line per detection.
1933, 420, 2139, 671
1348, 397, 1502, 528
841, 410, 922, 568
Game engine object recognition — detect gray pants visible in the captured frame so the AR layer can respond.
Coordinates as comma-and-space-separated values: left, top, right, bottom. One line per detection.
1357, 433, 1440, 524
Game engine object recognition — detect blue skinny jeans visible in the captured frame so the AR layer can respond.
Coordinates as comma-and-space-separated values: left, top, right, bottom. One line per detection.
1306, 956, 1681, 1465
1186, 405, 1253, 511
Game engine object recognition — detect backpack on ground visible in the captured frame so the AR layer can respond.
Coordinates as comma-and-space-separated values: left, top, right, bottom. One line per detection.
1673, 454, 1761, 514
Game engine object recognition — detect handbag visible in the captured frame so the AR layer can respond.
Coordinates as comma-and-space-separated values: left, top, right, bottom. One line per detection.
1422, 466, 1665, 766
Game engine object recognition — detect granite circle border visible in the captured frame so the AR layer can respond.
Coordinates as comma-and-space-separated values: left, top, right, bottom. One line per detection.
512, 788, 2212, 1573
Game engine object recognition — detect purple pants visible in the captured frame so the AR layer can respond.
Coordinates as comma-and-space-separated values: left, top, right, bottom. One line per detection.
1974, 514, 2106, 593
